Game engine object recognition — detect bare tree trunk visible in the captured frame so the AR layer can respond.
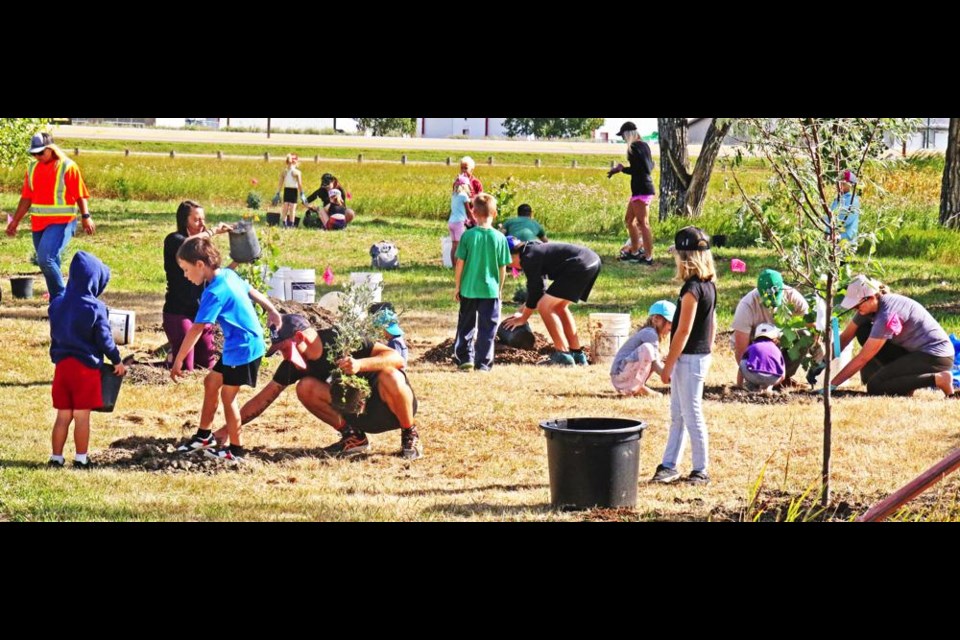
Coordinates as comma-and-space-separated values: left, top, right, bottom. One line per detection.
657, 118, 731, 220
941, 118, 960, 229
686, 120, 733, 218
821, 271, 834, 508
657, 118, 691, 221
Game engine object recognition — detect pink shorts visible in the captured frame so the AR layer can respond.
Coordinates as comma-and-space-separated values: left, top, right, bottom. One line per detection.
610, 343, 658, 394
449, 221, 467, 241
630, 194, 654, 205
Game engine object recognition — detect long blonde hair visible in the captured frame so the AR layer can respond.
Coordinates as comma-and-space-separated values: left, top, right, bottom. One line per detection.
674, 249, 716, 282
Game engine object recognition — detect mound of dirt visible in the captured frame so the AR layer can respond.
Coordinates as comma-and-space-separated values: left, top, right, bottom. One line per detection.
419, 332, 591, 366
702, 384, 811, 405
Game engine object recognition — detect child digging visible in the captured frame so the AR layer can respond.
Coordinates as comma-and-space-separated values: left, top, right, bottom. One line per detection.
172, 236, 282, 464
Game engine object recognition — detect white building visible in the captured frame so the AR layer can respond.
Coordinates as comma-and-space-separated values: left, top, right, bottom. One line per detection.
416, 118, 508, 138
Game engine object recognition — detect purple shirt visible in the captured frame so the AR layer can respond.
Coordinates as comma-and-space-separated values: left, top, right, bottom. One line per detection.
741, 340, 785, 377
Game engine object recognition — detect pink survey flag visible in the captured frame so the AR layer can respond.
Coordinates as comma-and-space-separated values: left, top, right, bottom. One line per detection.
322, 266, 334, 285
730, 258, 747, 273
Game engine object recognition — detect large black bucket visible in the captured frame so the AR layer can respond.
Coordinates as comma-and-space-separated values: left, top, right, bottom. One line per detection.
497, 322, 535, 350
10, 276, 34, 299
95, 364, 124, 413
540, 417, 647, 510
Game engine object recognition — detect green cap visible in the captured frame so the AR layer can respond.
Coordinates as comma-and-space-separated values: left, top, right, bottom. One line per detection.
757, 269, 784, 308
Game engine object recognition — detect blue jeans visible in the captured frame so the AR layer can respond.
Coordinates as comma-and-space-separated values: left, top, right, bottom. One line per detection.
32, 219, 78, 298
454, 297, 501, 371
662, 353, 712, 473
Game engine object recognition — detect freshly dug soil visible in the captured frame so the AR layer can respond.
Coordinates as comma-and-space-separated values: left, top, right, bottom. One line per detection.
419, 332, 592, 366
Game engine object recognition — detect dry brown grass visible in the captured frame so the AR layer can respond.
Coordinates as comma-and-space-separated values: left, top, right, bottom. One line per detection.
3, 295, 959, 522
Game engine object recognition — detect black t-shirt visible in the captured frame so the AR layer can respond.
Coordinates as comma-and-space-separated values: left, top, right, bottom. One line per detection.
670, 277, 716, 355
621, 140, 655, 196
519, 242, 601, 309
305, 185, 332, 207
163, 231, 203, 317
272, 329, 376, 386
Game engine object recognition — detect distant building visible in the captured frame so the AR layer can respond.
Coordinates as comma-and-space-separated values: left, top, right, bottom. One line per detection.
416, 118, 508, 138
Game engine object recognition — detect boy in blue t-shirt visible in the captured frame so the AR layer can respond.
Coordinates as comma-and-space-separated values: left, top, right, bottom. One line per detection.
172, 236, 282, 463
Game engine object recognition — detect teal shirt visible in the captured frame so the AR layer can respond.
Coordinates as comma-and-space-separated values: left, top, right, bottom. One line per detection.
501, 216, 546, 243
456, 227, 511, 299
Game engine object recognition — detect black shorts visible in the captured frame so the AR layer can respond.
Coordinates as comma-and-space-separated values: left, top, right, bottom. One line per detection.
213, 357, 262, 387
349, 369, 418, 434
545, 259, 602, 304
283, 187, 298, 204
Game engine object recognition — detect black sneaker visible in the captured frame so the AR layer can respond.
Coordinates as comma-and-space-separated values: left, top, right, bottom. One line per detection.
651, 464, 681, 483
640, 257, 655, 266
73, 459, 95, 470
618, 250, 644, 263
400, 426, 423, 460
204, 447, 245, 465
47, 458, 65, 468
321, 427, 370, 458
177, 432, 218, 453
687, 470, 711, 485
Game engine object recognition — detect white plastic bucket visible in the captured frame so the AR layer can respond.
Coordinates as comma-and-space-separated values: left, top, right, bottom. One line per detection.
268, 266, 290, 300
108, 309, 136, 346
349, 272, 383, 303
441, 236, 453, 268
588, 313, 632, 363
289, 268, 316, 303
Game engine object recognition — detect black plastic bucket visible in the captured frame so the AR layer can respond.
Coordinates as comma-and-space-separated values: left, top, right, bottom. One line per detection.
10, 276, 34, 299
497, 322, 535, 350
229, 222, 262, 263
711, 234, 727, 248
540, 417, 647, 510
95, 364, 123, 413
266, 212, 281, 226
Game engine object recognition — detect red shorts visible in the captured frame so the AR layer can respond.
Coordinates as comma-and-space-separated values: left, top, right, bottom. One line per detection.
52, 357, 103, 410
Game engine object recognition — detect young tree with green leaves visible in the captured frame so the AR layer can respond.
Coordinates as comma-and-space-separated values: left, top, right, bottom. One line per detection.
731, 117, 918, 506
0, 118, 50, 167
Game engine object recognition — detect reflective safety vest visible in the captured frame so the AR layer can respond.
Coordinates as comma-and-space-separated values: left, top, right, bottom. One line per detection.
22, 145, 89, 232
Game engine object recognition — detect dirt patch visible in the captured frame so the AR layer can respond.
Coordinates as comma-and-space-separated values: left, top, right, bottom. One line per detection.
99, 435, 238, 474
418, 332, 591, 366
583, 507, 640, 522
273, 300, 338, 330
99, 434, 359, 472
709, 490, 867, 522
702, 384, 815, 405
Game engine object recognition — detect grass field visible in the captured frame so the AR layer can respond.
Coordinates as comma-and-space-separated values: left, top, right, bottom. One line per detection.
1, 145, 958, 521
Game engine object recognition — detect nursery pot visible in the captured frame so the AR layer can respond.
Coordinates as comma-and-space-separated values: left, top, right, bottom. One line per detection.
539, 417, 647, 510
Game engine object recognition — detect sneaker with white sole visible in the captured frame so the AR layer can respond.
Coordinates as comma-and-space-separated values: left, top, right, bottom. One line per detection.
651, 464, 681, 483
204, 447, 244, 464
400, 426, 423, 460
177, 432, 218, 453
321, 427, 370, 458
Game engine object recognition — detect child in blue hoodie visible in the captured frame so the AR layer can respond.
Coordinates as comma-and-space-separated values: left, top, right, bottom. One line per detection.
48, 251, 127, 469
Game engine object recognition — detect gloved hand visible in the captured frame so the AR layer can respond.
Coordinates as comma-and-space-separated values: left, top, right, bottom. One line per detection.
271, 192, 281, 206
300, 194, 308, 205
806, 361, 826, 387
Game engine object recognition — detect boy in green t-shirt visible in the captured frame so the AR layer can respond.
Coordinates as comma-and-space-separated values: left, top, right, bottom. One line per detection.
499, 203, 548, 243
453, 193, 512, 371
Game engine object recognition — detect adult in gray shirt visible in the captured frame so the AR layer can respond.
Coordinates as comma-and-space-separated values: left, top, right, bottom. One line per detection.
830, 275, 954, 397
731, 269, 810, 385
